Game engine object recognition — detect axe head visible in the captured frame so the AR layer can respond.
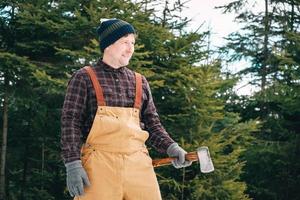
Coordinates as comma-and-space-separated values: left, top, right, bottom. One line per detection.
197, 146, 214, 173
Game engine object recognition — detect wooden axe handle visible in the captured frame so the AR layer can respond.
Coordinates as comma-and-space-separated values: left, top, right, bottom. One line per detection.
152, 151, 198, 167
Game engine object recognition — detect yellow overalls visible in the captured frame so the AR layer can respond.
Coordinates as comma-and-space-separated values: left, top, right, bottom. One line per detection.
75, 66, 162, 200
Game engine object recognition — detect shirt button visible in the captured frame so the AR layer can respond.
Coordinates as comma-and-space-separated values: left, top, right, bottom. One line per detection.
116, 79, 119, 82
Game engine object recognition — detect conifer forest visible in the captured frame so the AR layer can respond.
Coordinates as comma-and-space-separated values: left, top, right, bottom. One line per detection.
0, 0, 299, 199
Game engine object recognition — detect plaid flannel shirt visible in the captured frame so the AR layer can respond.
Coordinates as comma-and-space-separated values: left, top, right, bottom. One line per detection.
61, 60, 175, 163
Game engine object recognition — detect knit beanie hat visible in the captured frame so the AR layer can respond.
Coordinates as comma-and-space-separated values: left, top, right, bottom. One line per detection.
96, 18, 136, 52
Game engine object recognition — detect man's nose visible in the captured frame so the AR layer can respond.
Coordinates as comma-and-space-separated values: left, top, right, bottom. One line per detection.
126, 44, 134, 53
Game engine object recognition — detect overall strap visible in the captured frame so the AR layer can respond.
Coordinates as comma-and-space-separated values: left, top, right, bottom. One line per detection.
134, 72, 142, 109
84, 66, 106, 106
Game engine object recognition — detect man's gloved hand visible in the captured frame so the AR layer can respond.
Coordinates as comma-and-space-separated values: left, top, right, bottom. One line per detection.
167, 143, 192, 169
65, 160, 90, 197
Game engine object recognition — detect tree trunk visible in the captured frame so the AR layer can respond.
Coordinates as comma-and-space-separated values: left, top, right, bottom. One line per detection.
20, 144, 28, 200
41, 139, 45, 190
262, 0, 269, 91
162, 0, 169, 27
290, 0, 295, 32
260, 0, 269, 117
0, 76, 9, 200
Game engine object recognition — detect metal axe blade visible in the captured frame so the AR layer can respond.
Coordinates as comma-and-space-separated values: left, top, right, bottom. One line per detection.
197, 146, 214, 173
152, 146, 214, 173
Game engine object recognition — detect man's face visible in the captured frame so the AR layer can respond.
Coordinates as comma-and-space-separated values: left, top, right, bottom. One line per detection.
103, 34, 135, 68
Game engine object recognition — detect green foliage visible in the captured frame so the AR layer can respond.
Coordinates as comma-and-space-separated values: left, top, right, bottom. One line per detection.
222, 0, 300, 199
1, 0, 259, 199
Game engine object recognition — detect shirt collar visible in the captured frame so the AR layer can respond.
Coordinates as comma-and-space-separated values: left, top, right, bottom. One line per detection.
97, 59, 126, 74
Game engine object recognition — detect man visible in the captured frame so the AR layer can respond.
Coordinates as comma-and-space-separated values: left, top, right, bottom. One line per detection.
61, 18, 191, 200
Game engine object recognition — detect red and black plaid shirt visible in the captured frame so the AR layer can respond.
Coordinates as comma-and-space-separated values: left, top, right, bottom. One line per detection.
61, 60, 175, 163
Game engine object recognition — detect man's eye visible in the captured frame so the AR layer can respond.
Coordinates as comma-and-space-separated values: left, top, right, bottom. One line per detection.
123, 41, 135, 45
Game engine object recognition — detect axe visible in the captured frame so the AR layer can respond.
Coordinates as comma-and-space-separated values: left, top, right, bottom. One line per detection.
152, 146, 214, 173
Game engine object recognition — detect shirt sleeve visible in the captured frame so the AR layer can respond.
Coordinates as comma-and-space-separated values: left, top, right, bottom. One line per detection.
61, 70, 87, 164
141, 76, 175, 154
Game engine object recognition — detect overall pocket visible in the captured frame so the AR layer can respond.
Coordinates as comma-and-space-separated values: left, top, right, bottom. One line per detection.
92, 114, 121, 135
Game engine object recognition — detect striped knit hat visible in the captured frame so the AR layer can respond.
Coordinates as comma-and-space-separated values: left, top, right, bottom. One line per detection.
96, 18, 136, 52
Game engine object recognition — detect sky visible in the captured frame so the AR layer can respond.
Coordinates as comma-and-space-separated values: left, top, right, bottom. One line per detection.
183, 0, 240, 48
174, 0, 260, 95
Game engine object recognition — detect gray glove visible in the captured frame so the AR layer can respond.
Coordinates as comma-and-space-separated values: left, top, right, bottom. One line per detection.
167, 143, 192, 169
65, 160, 90, 197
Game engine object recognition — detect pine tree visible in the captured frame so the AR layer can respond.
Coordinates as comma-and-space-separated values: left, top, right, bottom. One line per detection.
1, 0, 260, 199
220, 0, 300, 199
134, 2, 259, 199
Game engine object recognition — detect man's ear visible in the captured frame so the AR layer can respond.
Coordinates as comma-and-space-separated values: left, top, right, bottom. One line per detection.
104, 46, 110, 53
